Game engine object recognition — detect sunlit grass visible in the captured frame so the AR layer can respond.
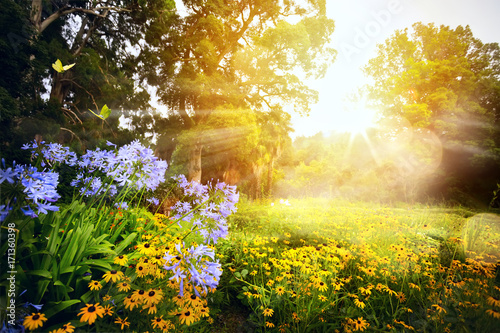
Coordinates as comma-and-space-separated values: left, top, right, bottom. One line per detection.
210, 199, 500, 332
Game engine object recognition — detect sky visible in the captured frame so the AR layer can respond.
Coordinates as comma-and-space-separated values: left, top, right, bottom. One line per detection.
290, 0, 500, 138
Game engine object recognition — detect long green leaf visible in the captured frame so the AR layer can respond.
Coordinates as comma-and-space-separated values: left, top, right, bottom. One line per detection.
44, 300, 81, 319
114, 232, 138, 254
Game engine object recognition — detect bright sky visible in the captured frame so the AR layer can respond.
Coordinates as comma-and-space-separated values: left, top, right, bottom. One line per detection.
291, 0, 500, 138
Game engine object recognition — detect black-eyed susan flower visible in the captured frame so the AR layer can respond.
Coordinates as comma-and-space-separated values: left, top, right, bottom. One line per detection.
23, 313, 48, 331
487, 296, 500, 307
316, 281, 328, 292
131, 289, 146, 303
117, 281, 131, 292
88, 280, 102, 291
103, 270, 124, 283
152, 316, 166, 329
78, 303, 105, 325
318, 295, 327, 302
486, 309, 500, 319
135, 263, 148, 277
114, 317, 130, 330
275, 286, 285, 296
352, 317, 370, 331
123, 295, 140, 311
262, 308, 274, 317
114, 255, 128, 266
137, 242, 156, 256
103, 304, 114, 316
60, 322, 75, 333
179, 309, 196, 326
354, 298, 366, 309
266, 321, 275, 328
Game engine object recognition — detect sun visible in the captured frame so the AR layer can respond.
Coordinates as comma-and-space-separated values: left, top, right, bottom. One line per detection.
335, 107, 377, 135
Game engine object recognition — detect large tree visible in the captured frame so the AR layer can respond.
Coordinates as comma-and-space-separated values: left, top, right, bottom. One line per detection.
364, 22, 500, 203
0, 0, 175, 155
148, 0, 336, 182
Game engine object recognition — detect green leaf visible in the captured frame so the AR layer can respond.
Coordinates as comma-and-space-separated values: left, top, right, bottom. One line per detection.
44, 300, 81, 318
114, 232, 138, 253
241, 269, 249, 277
25, 270, 52, 279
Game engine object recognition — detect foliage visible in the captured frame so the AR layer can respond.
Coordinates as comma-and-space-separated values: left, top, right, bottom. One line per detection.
217, 199, 500, 332
0, 140, 239, 332
363, 22, 500, 204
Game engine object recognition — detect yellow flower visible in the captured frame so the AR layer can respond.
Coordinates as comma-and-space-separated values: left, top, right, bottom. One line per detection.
152, 316, 166, 329
137, 242, 157, 256
117, 281, 131, 292
275, 286, 285, 296
114, 317, 130, 330
23, 313, 48, 331
266, 321, 275, 328
103, 304, 114, 316
179, 309, 196, 326
316, 281, 328, 292
114, 255, 128, 266
123, 295, 140, 311
60, 322, 75, 333
144, 288, 163, 306
486, 309, 500, 319
432, 304, 447, 314
88, 280, 102, 291
487, 296, 500, 307
318, 295, 327, 302
78, 303, 105, 325
354, 298, 366, 309
352, 317, 370, 331
262, 308, 274, 317
132, 289, 147, 303
103, 270, 124, 283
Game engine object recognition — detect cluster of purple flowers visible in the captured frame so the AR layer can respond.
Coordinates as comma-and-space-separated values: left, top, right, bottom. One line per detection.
171, 174, 239, 244
1, 140, 169, 221
0, 159, 60, 220
163, 242, 222, 297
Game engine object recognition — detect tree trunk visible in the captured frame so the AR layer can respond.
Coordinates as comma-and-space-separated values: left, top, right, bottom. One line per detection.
50, 71, 72, 105
251, 163, 264, 200
187, 138, 203, 183
265, 158, 274, 197
223, 159, 240, 185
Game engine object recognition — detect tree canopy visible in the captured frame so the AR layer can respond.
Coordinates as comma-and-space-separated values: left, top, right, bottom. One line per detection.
363, 22, 500, 203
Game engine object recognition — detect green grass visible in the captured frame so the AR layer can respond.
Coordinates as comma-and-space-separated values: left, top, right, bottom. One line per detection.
206, 199, 500, 332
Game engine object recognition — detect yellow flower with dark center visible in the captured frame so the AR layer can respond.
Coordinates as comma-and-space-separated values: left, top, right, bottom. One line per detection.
396, 292, 406, 303
78, 303, 105, 325
152, 316, 166, 329
179, 309, 196, 326
487, 296, 500, 307
185, 293, 202, 307
275, 286, 285, 296
114, 317, 130, 330
23, 313, 48, 331
432, 304, 446, 314
114, 255, 128, 266
354, 298, 366, 309
117, 282, 131, 292
353, 317, 370, 331
103, 305, 114, 316
137, 242, 157, 256
486, 309, 500, 319
102, 295, 112, 302
123, 295, 140, 311
88, 280, 102, 291
199, 304, 210, 317
262, 308, 274, 317
131, 289, 147, 303
318, 295, 327, 302
60, 322, 75, 333
103, 270, 124, 283
316, 281, 328, 292
144, 288, 163, 306
136, 263, 148, 277
266, 321, 275, 328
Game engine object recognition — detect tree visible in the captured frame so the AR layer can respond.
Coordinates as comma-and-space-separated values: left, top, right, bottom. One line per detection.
364, 22, 500, 203
0, 0, 176, 156
150, 0, 336, 182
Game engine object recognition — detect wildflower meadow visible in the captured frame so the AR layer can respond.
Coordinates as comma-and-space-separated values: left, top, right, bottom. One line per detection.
1, 140, 499, 332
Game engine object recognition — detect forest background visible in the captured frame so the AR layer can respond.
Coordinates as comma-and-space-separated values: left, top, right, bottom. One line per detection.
1, 0, 499, 207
